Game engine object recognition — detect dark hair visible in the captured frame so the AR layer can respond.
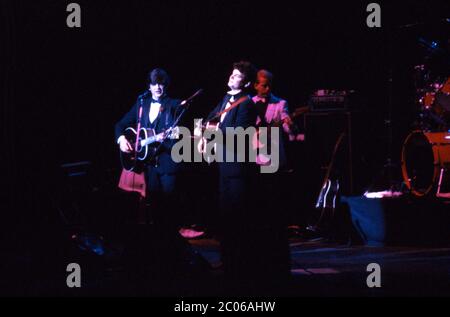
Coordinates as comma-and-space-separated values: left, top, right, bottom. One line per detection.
147, 68, 170, 87
233, 61, 257, 86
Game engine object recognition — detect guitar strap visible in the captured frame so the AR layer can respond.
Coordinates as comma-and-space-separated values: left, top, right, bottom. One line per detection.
135, 103, 144, 153
165, 103, 169, 126
215, 95, 250, 118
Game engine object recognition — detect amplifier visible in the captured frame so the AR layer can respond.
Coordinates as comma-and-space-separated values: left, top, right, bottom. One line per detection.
308, 89, 354, 112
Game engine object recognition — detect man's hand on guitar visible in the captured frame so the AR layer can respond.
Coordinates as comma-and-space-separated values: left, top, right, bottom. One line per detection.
155, 133, 165, 142
119, 137, 133, 153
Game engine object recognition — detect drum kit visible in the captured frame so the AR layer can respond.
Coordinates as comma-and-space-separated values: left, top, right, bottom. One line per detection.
401, 44, 450, 197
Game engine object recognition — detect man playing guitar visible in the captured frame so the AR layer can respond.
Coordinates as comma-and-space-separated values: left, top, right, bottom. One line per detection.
252, 69, 301, 168
115, 68, 182, 224
196, 61, 258, 278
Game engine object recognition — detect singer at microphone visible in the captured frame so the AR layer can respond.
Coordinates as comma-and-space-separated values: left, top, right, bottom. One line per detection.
114, 68, 189, 238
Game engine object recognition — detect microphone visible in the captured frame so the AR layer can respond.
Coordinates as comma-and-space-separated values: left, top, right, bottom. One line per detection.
181, 89, 203, 106
138, 90, 151, 99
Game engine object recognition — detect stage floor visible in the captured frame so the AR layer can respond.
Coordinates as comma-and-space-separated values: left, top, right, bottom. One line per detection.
189, 237, 450, 297
2, 228, 450, 297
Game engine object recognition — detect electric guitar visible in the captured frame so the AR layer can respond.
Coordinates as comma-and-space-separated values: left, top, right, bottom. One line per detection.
266, 106, 309, 127
252, 106, 309, 164
120, 126, 180, 171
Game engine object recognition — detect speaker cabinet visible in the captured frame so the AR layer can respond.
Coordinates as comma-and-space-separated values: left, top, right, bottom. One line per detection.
303, 111, 353, 196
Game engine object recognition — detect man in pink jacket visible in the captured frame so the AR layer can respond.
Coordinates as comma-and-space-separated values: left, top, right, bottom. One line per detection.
252, 69, 300, 168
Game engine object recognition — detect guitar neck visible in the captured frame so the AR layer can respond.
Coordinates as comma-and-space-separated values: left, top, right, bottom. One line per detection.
141, 135, 159, 147
140, 127, 178, 147
271, 106, 309, 126
320, 133, 345, 186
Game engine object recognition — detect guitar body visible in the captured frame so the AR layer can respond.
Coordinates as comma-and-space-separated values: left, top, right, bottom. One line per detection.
120, 127, 156, 171
196, 121, 220, 164
309, 133, 345, 233
315, 179, 340, 210
120, 126, 180, 171
311, 179, 339, 230
252, 127, 276, 165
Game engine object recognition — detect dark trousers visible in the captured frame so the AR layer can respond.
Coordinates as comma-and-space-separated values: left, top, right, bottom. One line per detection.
216, 171, 291, 283
132, 165, 191, 275
217, 175, 246, 278
145, 166, 177, 226
250, 172, 291, 279
219, 175, 247, 213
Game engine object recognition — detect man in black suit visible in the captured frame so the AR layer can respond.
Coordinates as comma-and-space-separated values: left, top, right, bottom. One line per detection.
115, 68, 208, 279
115, 68, 181, 222
199, 61, 258, 279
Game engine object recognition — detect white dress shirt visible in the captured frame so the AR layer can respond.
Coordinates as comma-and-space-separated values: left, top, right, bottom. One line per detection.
149, 101, 161, 124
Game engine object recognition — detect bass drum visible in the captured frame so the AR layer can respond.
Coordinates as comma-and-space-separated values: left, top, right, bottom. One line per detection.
401, 131, 450, 197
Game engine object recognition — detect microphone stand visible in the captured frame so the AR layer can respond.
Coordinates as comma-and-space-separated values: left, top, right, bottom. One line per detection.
149, 90, 202, 159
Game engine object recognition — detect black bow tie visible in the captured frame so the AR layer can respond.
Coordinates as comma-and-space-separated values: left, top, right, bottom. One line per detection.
150, 99, 161, 104
228, 95, 241, 103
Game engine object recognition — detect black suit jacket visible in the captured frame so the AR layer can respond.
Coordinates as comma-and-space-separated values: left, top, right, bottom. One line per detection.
207, 92, 256, 177
115, 95, 182, 174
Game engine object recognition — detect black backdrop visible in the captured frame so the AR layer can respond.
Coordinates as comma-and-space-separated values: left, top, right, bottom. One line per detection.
2, 0, 449, 227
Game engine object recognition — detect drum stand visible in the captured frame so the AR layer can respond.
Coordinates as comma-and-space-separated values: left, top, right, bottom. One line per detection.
366, 30, 403, 195
367, 70, 403, 194
384, 68, 398, 190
